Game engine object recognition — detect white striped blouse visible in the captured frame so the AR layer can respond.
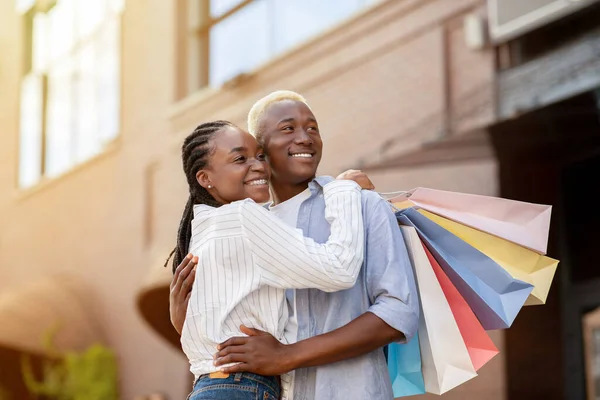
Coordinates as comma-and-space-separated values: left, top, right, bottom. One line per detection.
180, 180, 364, 398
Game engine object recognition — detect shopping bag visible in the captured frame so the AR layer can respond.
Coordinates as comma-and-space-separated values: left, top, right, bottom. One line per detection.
387, 338, 425, 397
425, 245, 499, 370
421, 210, 558, 306
397, 208, 533, 330
390, 187, 552, 254
401, 226, 477, 394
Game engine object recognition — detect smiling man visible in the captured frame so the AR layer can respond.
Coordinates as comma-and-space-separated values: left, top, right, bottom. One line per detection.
170, 91, 419, 399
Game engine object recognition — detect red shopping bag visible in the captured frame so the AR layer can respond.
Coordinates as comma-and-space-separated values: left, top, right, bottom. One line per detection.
425, 245, 499, 370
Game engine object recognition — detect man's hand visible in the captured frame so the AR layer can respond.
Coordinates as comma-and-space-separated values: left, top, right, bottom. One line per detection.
336, 169, 375, 190
169, 254, 197, 335
214, 325, 293, 376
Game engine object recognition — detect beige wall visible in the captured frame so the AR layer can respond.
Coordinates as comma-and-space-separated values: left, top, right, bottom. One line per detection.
0, 0, 503, 398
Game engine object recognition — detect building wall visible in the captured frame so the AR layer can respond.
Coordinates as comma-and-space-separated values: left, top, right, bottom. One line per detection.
0, 0, 502, 398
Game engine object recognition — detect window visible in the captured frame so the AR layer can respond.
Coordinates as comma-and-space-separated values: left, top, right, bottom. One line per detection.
177, 0, 379, 98
18, 0, 123, 188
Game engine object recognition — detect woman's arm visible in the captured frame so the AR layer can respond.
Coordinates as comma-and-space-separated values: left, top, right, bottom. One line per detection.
169, 254, 197, 335
171, 180, 365, 334
240, 180, 364, 292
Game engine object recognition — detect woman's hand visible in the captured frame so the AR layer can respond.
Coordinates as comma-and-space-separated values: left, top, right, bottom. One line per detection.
336, 169, 375, 190
169, 254, 197, 335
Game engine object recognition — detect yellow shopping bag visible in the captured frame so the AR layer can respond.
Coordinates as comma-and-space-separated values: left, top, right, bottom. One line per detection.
419, 210, 558, 305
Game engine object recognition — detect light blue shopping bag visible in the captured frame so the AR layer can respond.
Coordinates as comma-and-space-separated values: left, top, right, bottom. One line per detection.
387, 337, 425, 397
397, 208, 533, 330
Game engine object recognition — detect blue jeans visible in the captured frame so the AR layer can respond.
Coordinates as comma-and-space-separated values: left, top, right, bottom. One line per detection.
187, 372, 281, 400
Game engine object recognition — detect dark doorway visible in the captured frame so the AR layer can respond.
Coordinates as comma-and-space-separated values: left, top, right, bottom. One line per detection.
489, 90, 600, 400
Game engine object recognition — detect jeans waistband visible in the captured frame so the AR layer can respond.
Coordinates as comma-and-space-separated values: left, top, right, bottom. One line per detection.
195, 371, 280, 393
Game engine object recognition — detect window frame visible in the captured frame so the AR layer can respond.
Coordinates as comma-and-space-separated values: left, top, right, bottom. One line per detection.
175, 0, 377, 99
17, 0, 123, 189
176, 0, 255, 99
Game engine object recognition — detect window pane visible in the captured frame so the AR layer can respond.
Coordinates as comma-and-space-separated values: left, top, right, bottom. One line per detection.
75, 0, 107, 40
19, 74, 44, 188
73, 42, 101, 163
108, 0, 125, 13
45, 58, 75, 177
16, 0, 36, 14
32, 13, 49, 72
209, 0, 268, 87
271, 0, 366, 53
18, 0, 122, 187
210, 0, 246, 18
96, 17, 120, 142
47, 0, 76, 63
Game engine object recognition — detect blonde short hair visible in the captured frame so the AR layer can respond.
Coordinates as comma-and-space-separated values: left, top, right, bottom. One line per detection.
247, 90, 312, 143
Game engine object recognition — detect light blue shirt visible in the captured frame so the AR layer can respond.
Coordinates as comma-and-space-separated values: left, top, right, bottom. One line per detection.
291, 176, 419, 400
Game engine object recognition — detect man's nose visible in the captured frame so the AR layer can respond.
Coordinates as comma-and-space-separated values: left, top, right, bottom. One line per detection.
294, 129, 313, 145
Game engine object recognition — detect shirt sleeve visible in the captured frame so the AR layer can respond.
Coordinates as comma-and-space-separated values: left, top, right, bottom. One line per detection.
240, 180, 364, 292
363, 193, 420, 342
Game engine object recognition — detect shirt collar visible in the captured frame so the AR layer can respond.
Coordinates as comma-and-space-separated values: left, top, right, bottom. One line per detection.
309, 176, 334, 195
265, 176, 334, 209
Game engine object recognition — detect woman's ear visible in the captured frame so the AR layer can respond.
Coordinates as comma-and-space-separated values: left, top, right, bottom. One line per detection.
196, 170, 212, 189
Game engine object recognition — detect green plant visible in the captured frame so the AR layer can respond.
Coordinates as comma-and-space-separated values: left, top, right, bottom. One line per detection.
21, 326, 118, 400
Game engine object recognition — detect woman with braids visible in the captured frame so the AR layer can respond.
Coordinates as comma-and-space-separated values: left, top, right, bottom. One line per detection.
167, 120, 365, 400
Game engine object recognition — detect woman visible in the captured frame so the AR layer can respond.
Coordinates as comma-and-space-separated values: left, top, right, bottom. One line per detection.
167, 121, 365, 400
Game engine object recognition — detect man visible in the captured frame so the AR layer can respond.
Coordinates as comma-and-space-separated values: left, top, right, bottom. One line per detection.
170, 91, 419, 399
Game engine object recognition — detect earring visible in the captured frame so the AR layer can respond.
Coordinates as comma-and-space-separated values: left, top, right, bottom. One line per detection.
207, 185, 212, 189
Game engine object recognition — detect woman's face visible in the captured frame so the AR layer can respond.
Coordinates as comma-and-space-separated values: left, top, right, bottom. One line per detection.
197, 126, 271, 204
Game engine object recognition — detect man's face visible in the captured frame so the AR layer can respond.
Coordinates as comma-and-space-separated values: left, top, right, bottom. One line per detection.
259, 100, 323, 186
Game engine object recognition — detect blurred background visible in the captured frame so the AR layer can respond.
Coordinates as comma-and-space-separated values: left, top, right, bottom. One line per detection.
0, 0, 599, 398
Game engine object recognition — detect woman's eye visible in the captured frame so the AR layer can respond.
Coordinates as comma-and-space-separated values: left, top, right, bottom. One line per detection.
282, 126, 293, 132
308, 126, 319, 132
234, 156, 246, 163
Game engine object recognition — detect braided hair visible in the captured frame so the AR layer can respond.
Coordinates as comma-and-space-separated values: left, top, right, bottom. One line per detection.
165, 120, 234, 273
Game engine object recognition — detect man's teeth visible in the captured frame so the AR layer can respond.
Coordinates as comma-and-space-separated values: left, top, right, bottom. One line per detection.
247, 179, 267, 186
291, 153, 313, 158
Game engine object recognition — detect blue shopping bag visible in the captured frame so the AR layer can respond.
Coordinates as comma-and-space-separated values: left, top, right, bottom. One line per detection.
396, 208, 533, 330
387, 337, 426, 397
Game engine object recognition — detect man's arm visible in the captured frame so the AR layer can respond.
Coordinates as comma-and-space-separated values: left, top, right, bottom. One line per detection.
283, 312, 403, 370
214, 312, 402, 376
361, 193, 419, 342
215, 194, 419, 375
